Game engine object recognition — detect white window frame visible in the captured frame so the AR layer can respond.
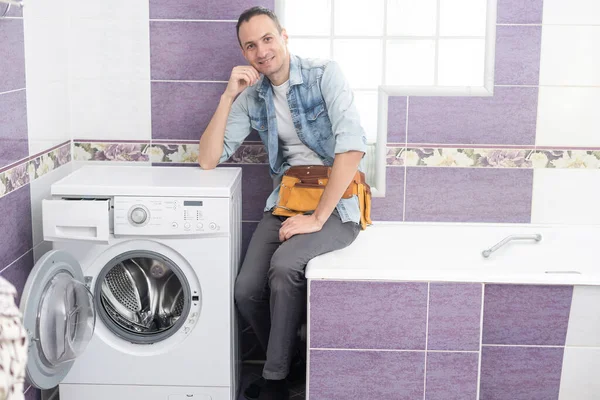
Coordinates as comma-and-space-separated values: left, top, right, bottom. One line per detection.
275, 0, 498, 197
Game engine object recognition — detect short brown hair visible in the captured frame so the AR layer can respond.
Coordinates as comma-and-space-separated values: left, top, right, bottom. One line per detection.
236, 6, 283, 47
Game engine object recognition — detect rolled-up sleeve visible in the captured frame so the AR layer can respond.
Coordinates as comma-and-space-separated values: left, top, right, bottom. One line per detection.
320, 61, 368, 155
218, 92, 253, 164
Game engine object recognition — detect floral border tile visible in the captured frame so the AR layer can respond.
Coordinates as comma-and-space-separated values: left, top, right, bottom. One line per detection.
0, 143, 70, 199
387, 147, 600, 169
73, 142, 150, 162
148, 143, 267, 164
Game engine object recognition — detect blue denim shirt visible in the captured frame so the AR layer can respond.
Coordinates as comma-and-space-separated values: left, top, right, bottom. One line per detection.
219, 54, 367, 223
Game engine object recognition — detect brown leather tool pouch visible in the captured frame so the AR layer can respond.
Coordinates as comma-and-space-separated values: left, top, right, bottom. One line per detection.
272, 165, 372, 229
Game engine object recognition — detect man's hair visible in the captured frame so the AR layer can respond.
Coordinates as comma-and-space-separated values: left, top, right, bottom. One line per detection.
236, 6, 283, 47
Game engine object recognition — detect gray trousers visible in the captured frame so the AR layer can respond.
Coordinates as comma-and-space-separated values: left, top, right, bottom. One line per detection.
234, 210, 360, 379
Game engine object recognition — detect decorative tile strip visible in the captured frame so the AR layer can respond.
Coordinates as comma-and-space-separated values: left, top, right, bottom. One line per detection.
0, 142, 71, 199
149, 143, 267, 164
387, 147, 600, 169
73, 142, 150, 162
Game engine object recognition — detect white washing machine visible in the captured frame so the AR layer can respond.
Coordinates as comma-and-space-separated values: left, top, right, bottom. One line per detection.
19, 165, 242, 400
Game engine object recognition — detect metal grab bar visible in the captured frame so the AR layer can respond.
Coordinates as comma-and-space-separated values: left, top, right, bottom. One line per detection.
482, 234, 542, 258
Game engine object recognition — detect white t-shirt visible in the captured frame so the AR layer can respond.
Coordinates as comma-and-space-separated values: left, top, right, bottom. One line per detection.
272, 80, 324, 166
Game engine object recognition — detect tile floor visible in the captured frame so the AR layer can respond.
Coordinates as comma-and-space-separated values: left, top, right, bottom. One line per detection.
239, 363, 306, 400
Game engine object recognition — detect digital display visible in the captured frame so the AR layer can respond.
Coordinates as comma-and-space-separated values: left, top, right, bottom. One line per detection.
184, 201, 203, 207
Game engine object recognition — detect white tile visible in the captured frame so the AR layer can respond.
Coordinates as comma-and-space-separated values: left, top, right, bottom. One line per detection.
288, 38, 331, 59
439, 0, 487, 37
539, 26, 600, 86
23, 0, 68, 21
30, 163, 73, 248
531, 169, 600, 225
536, 87, 600, 147
559, 348, 600, 400
385, 39, 435, 85
23, 13, 68, 83
281, 0, 331, 36
26, 80, 70, 156
333, 39, 383, 89
69, 79, 151, 141
387, 0, 437, 36
68, 0, 149, 21
542, 0, 600, 25
335, 0, 384, 36
565, 286, 600, 347
437, 39, 485, 86
69, 17, 150, 80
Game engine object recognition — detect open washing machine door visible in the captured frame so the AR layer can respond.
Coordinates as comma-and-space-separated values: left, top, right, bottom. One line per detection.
19, 250, 95, 389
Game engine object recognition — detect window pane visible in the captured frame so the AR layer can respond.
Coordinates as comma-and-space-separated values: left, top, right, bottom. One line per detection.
386, 40, 436, 85
439, 0, 487, 36
333, 39, 383, 89
281, 0, 331, 36
288, 38, 331, 59
437, 39, 485, 86
335, 0, 385, 36
353, 91, 379, 143
387, 0, 437, 36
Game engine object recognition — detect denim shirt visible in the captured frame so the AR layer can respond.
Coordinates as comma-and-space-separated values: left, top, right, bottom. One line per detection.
219, 54, 367, 224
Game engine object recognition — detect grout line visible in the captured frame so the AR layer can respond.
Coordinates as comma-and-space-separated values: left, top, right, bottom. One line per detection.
423, 282, 431, 400
476, 284, 485, 400
0, 87, 26, 96
482, 344, 565, 348
0, 247, 33, 276
310, 348, 479, 353
150, 19, 237, 22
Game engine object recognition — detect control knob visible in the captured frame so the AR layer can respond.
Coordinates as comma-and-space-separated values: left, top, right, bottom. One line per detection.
130, 207, 148, 225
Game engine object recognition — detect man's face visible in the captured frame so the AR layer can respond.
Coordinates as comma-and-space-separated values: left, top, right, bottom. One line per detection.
238, 14, 289, 78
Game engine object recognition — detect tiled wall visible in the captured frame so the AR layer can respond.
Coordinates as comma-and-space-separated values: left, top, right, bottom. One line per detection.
0, 3, 72, 399
309, 280, 600, 400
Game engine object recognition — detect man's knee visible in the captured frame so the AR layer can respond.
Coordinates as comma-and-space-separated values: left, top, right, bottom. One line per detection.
268, 250, 305, 287
234, 278, 258, 306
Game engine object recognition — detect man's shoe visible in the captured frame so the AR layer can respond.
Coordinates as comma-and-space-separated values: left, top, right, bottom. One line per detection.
257, 379, 289, 400
243, 376, 266, 400
285, 356, 306, 385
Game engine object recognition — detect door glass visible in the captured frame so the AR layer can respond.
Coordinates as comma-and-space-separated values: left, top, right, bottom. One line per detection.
38, 272, 95, 367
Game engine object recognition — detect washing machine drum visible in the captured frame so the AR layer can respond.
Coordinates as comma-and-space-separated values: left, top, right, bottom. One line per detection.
97, 253, 189, 340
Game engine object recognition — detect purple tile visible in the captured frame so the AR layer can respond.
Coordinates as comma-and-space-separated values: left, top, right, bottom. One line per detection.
309, 350, 425, 400
242, 221, 259, 261
428, 283, 482, 351
150, 21, 247, 81
0, 90, 28, 168
150, 0, 274, 20
371, 166, 404, 221
238, 164, 272, 221
483, 285, 573, 345
425, 352, 479, 400
480, 346, 563, 400
0, 186, 32, 271
388, 96, 408, 143
0, 19, 26, 92
152, 82, 226, 141
407, 87, 538, 145
310, 281, 428, 350
497, 0, 543, 24
495, 26, 542, 85
24, 386, 41, 400
3, 2, 22, 17
0, 250, 33, 305
404, 168, 533, 223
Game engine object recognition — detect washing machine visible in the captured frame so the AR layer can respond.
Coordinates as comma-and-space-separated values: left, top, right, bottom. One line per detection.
19, 165, 242, 400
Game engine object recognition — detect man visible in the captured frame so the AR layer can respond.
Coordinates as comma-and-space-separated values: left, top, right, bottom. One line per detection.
198, 6, 367, 400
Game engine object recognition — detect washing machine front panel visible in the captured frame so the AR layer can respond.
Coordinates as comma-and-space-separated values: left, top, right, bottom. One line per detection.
58, 235, 235, 387
19, 251, 96, 389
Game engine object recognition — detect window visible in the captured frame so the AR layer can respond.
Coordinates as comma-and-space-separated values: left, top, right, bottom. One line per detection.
276, 0, 496, 196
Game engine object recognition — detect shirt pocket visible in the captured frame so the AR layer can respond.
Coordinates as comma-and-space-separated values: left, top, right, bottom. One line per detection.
250, 117, 269, 132
306, 102, 326, 121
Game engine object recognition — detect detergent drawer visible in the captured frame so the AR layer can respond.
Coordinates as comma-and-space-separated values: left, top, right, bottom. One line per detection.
42, 198, 110, 243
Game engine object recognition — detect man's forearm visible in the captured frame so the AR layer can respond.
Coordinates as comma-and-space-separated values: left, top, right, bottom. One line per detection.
198, 94, 235, 169
313, 151, 364, 224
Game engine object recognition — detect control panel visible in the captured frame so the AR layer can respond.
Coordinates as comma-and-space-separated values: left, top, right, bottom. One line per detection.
113, 196, 229, 235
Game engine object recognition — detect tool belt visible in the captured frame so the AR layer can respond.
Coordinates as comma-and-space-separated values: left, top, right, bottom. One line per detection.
272, 165, 372, 230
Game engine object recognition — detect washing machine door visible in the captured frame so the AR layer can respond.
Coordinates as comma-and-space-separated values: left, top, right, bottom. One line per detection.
19, 250, 96, 389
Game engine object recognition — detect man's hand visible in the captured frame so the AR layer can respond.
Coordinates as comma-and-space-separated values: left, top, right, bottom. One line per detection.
224, 66, 260, 99
279, 214, 325, 242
